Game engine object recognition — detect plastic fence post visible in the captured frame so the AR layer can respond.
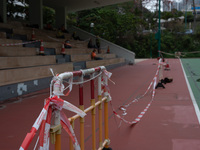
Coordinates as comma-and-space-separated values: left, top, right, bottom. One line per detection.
91, 73, 96, 150
104, 76, 109, 149
79, 75, 84, 150
69, 120, 75, 150
98, 74, 103, 147
55, 110, 61, 150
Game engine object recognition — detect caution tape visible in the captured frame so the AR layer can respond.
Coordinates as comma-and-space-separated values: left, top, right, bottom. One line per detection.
160, 50, 200, 58
110, 60, 161, 125
160, 51, 175, 56
19, 96, 86, 150
0, 40, 40, 46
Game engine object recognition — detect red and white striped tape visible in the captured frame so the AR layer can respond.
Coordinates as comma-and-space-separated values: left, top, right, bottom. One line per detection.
0, 40, 40, 47
19, 96, 86, 150
38, 105, 52, 150
19, 100, 50, 150
111, 59, 162, 125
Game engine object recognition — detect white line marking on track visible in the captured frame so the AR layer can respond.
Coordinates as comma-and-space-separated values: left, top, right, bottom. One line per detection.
180, 59, 200, 124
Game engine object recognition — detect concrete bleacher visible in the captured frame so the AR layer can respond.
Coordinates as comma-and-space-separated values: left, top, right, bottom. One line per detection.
0, 21, 127, 101
0, 56, 56, 69
86, 58, 125, 68
0, 39, 23, 47
0, 63, 73, 86
0, 47, 37, 56
70, 53, 116, 62
0, 32, 6, 38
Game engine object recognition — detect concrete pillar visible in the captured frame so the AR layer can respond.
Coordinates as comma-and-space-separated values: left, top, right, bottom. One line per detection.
0, 0, 7, 23
29, 0, 43, 29
55, 6, 66, 29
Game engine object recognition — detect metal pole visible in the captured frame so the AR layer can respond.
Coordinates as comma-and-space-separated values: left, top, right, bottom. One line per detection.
69, 120, 74, 150
104, 77, 109, 149
55, 110, 61, 150
98, 74, 103, 147
158, 0, 161, 57
150, 33, 152, 58
91, 73, 96, 150
185, 1, 187, 30
79, 75, 84, 150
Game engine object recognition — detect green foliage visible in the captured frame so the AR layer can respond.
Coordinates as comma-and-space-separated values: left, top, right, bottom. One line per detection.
43, 6, 55, 25
187, 12, 194, 22
162, 9, 183, 20
67, 2, 200, 58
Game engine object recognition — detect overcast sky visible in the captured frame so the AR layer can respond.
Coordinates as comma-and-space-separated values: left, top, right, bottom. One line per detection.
143, 0, 184, 12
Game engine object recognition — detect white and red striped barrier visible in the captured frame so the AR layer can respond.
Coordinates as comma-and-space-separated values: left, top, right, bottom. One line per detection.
0, 40, 40, 46
20, 66, 109, 150
19, 96, 86, 150
110, 59, 162, 125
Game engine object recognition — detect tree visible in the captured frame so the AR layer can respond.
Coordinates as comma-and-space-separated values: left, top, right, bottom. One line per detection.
43, 6, 55, 26
192, 0, 197, 33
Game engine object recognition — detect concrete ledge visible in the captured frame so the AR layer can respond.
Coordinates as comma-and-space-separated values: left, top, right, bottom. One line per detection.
0, 56, 56, 69
70, 53, 116, 62
0, 47, 37, 56
70, 40, 88, 48
0, 63, 73, 86
86, 58, 125, 68
65, 48, 93, 55
0, 32, 6, 38
0, 39, 23, 47
97, 53, 116, 59
13, 28, 32, 36
71, 54, 91, 62
0, 23, 14, 29
0, 77, 52, 101
44, 42, 62, 48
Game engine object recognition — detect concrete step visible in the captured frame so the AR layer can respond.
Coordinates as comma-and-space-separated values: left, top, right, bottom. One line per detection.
56, 55, 71, 63
73, 61, 86, 70
0, 23, 14, 30
44, 41, 62, 48
71, 54, 91, 62
0, 39, 23, 47
0, 27, 13, 34
6, 33, 27, 41
70, 53, 116, 62
0, 32, 6, 38
0, 63, 73, 86
64, 48, 92, 55
86, 58, 125, 68
0, 56, 56, 69
97, 53, 116, 59
0, 47, 37, 56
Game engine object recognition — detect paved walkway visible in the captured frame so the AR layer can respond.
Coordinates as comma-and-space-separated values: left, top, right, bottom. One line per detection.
0, 59, 200, 150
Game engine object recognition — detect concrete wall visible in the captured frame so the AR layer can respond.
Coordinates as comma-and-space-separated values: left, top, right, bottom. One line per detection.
0, 77, 52, 102
55, 6, 66, 29
68, 26, 135, 64
0, 63, 73, 86
0, 0, 7, 23
0, 56, 56, 69
29, 0, 43, 29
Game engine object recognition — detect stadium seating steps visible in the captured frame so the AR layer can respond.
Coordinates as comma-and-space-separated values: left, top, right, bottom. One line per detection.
0, 21, 125, 86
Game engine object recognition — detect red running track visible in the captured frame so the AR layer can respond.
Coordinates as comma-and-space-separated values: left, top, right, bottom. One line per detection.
0, 59, 200, 150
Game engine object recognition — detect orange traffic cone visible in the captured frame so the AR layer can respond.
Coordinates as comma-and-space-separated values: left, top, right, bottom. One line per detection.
61, 43, 66, 55
39, 40, 44, 55
31, 28, 36, 41
107, 46, 110, 53
165, 61, 170, 70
